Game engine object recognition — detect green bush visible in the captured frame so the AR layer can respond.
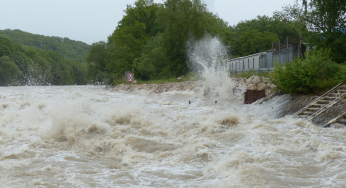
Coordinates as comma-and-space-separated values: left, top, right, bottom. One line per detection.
270, 49, 342, 94
336, 64, 346, 83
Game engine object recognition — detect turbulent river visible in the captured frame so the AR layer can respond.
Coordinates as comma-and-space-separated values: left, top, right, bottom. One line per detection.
0, 85, 346, 187
1, 36, 346, 187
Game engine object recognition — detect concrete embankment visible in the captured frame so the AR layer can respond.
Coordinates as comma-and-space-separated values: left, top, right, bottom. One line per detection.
276, 94, 346, 126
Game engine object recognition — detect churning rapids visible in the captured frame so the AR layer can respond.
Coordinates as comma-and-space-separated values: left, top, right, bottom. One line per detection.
1, 37, 346, 188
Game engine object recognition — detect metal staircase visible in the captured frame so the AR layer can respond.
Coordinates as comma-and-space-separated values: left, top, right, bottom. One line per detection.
323, 110, 346, 128
294, 83, 346, 121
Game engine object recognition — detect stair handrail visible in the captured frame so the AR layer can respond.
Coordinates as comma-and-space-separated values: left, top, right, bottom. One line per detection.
294, 83, 343, 116
307, 90, 346, 121
323, 109, 346, 127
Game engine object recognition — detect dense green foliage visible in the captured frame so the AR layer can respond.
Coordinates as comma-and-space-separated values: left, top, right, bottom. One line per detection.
87, 0, 296, 84
0, 0, 338, 95
230, 29, 279, 57
229, 15, 299, 57
268, 0, 346, 94
270, 49, 345, 94
0, 29, 90, 63
0, 56, 21, 85
84, 0, 345, 94
0, 35, 88, 86
283, 0, 346, 63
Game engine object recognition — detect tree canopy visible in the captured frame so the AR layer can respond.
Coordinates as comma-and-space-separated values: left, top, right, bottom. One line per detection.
1, 0, 343, 86
0, 35, 88, 86
0, 29, 90, 63
283, 0, 346, 62
87, 0, 295, 84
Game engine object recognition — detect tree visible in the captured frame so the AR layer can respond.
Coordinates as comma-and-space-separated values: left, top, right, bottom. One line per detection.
133, 33, 169, 80
287, 0, 346, 62
233, 15, 298, 42
70, 60, 88, 85
227, 14, 299, 58
0, 56, 21, 85
0, 36, 14, 57
232, 30, 279, 57
157, 0, 228, 76
106, 0, 163, 81
0, 29, 90, 63
1, 32, 88, 85
86, 41, 109, 83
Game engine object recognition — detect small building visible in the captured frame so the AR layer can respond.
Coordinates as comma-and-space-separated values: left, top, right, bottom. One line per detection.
228, 45, 299, 74
228, 52, 266, 73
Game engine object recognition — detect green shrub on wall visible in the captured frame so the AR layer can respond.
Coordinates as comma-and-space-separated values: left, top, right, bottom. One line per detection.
270, 49, 343, 94
336, 64, 346, 83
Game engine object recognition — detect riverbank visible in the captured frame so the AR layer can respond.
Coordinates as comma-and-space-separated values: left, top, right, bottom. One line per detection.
113, 80, 346, 127
275, 93, 346, 126
112, 81, 205, 94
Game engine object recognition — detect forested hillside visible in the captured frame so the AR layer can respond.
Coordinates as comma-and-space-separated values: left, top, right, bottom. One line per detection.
1, 0, 342, 87
0, 29, 90, 63
0, 35, 88, 86
86, 0, 300, 84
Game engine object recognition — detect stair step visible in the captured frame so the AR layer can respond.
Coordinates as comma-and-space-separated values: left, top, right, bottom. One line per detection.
332, 92, 342, 96
328, 94, 339, 98
305, 107, 320, 112
317, 100, 330, 104
298, 115, 310, 118
337, 118, 346, 124
300, 111, 314, 115
294, 83, 345, 119
323, 97, 337, 100
311, 104, 323, 108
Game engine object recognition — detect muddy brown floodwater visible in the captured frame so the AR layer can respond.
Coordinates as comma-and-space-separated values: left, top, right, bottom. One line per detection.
0, 85, 346, 187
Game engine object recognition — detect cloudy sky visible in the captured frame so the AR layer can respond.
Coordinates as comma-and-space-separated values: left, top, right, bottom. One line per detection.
0, 0, 295, 44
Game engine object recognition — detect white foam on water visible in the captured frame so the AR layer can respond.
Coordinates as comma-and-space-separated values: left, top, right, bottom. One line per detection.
0, 85, 346, 187
187, 35, 246, 105
0, 36, 346, 187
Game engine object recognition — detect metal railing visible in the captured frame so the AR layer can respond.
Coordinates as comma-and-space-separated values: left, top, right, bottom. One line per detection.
294, 83, 343, 116
307, 88, 346, 121
323, 109, 346, 127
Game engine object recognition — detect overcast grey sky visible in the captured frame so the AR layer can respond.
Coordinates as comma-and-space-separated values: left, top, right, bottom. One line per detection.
0, 0, 295, 44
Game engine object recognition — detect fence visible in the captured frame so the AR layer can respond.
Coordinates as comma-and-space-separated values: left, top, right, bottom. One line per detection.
229, 36, 303, 74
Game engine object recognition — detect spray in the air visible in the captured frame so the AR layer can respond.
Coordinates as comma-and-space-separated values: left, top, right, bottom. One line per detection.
187, 34, 246, 104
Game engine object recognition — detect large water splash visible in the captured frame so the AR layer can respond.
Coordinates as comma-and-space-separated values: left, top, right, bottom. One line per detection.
187, 35, 246, 104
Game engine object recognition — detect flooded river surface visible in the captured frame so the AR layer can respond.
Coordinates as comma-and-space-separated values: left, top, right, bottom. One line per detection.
0, 85, 346, 187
